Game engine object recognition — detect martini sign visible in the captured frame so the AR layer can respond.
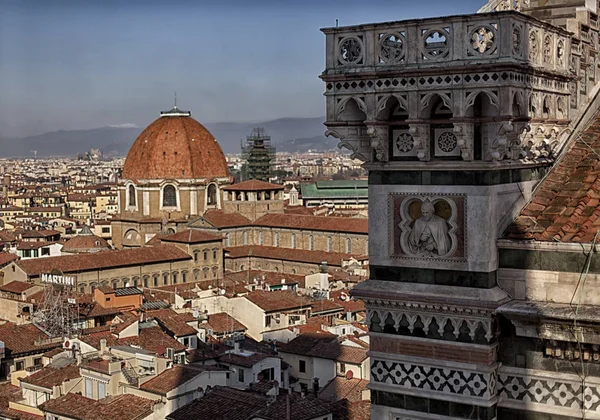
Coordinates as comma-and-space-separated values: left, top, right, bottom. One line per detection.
41, 269, 74, 286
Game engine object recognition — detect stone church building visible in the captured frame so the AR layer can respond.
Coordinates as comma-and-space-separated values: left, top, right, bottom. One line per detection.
111, 107, 368, 276
321, 0, 600, 419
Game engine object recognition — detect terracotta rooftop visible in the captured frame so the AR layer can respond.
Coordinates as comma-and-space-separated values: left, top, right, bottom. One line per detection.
245, 290, 311, 313
0, 322, 59, 357
223, 179, 284, 191
200, 312, 247, 335
40, 393, 155, 420
20, 360, 80, 389
157, 229, 223, 244
16, 244, 190, 276
253, 394, 333, 420
200, 209, 252, 228
280, 333, 368, 364
166, 386, 266, 420
146, 308, 198, 336
253, 213, 368, 234
122, 114, 229, 181
139, 365, 225, 395
62, 233, 110, 253
319, 376, 370, 402
0, 253, 18, 267
226, 245, 355, 266
0, 280, 35, 294
506, 119, 600, 243
0, 382, 43, 420
218, 351, 274, 368
79, 325, 186, 354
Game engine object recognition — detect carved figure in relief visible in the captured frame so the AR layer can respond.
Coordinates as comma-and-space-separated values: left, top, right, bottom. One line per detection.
408, 200, 451, 256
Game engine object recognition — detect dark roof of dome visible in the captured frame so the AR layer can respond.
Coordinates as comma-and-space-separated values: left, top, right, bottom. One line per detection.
62, 231, 110, 253
122, 109, 229, 181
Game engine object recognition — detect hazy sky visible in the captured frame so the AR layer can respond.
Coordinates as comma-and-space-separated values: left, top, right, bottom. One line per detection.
0, 0, 482, 137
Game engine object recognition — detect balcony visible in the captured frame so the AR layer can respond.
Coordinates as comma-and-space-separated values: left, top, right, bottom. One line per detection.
321, 11, 571, 77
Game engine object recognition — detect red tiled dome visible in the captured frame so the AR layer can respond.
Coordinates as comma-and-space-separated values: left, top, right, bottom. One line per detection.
122, 109, 229, 181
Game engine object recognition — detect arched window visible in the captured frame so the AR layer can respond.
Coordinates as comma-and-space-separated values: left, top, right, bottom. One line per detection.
203, 249, 209, 260
163, 273, 169, 285
226, 233, 231, 247
212, 249, 218, 260
291, 233, 296, 249
193, 270, 199, 281
207, 184, 217, 205
172, 272, 178, 284
112, 280, 119, 289
79, 284, 87, 294
243, 231, 248, 245
203, 267, 209, 279
258, 231, 263, 245
128, 185, 136, 207
143, 276, 149, 288
182, 272, 187, 283
163, 185, 177, 207
194, 250, 199, 262
153, 275, 159, 287
327, 236, 333, 252
346, 238, 352, 253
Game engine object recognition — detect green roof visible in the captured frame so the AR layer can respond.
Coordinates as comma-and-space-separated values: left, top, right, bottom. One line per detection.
300, 180, 368, 199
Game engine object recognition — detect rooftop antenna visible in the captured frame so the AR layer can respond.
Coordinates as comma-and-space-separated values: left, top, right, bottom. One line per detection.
174, 91, 177, 109
336, 19, 339, 27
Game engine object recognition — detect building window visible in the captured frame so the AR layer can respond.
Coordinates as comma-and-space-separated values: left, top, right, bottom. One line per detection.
226, 233, 231, 247
163, 273, 168, 285
143, 277, 149, 287
238, 368, 245, 383
79, 284, 86, 294
258, 231, 263, 245
153, 275, 158, 287
34, 358, 42, 366
203, 268, 209, 279
194, 270, 199, 281
346, 238, 352, 253
173, 273, 178, 284
203, 250, 208, 260
299, 360, 306, 373
102, 227, 110, 234
274, 232, 280, 247
98, 382, 106, 399
309, 235, 314, 251
128, 185, 136, 207
182, 272, 187, 283
212, 249, 218, 260
207, 184, 217, 205
133, 278, 139, 288
243, 231, 248, 245
162, 185, 177, 207
85, 378, 93, 399
327, 236, 333, 252
291, 233, 296, 249
194, 251, 199, 262
15, 361, 24, 371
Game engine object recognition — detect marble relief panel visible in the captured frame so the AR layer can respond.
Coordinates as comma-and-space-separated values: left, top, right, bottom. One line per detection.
390, 193, 466, 261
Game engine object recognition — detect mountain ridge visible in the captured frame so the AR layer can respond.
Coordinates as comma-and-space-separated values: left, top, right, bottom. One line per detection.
0, 117, 336, 158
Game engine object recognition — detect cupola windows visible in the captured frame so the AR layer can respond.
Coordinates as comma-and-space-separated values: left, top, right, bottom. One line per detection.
162, 184, 177, 208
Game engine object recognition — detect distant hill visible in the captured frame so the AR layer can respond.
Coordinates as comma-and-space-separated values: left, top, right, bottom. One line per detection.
0, 117, 335, 158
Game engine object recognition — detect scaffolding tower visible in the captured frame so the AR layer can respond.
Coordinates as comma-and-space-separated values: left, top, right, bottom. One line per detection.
33, 282, 77, 339
241, 127, 276, 182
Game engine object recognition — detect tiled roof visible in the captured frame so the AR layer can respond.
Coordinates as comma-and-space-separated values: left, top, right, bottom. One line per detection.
505, 120, 600, 243
253, 394, 333, 420
139, 365, 224, 395
280, 333, 367, 364
319, 376, 370, 402
0, 322, 59, 356
146, 309, 198, 336
122, 115, 229, 181
310, 298, 344, 315
217, 351, 273, 368
201, 312, 247, 334
62, 234, 110, 253
245, 290, 311, 313
16, 245, 190, 276
21, 230, 60, 238
0, 381, 44, 420
79, 325, 186, 354
0, 252, 18, 267
201, 210, 252, 228
20, 360, 80, 389
331, 400, 371, 420
253, 213, 368, 234
166, 386, 266, 420
226, 245, 353, 266
223, 180, 284, 191
0, 280, 35, 294
158, 229, 223, 244
40, 393, 155, 420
